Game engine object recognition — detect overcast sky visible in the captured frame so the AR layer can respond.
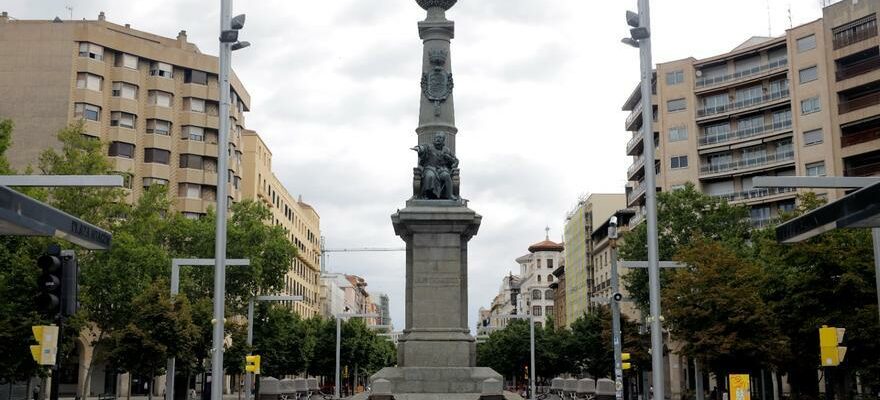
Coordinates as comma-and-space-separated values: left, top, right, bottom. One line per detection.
7, 0, 826, 331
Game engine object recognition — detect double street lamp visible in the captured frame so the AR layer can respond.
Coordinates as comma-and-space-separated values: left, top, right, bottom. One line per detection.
334, 313, 380, 399
244, 295, 304, 400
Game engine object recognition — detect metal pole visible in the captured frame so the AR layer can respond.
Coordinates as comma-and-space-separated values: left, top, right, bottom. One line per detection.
212, 0, 232, 396
874, 228, 880, 324
611, 237, 624, 400
245, 299, 254, 400
166, 264, 181, 400
529, 317, 535, 400
335, 316, 341, 399
694, 360, 704, 400
637, 0, 665, 398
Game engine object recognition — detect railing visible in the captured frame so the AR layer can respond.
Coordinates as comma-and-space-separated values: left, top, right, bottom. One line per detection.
838, 91, 880, 114
627, 180, 647, 204
626, 129, 644, 153
833, 19, 878, 50
700, 150, 795, 176
627, 155, 646, 177
697, 89, 789, 118
713, 187, 797, 203
846, 161, 880, 177
625, 102, 643, 129
699, 118, 792, 146
629, 208, 647, 227
836, 56, 880, 81
842, 126, 880, 147
696, 58, 788, 88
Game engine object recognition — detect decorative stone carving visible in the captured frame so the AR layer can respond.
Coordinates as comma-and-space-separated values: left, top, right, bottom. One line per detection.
415, 0, 457, 11
410, 132, 459, 201
421, 49, 454, 117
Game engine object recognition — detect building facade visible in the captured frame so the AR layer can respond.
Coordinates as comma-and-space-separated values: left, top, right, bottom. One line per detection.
513, 234, 564, 328
589, 209, 640, 321
548, 263, 566, 329
623, 1, 880, 225
563, 193, 626, 325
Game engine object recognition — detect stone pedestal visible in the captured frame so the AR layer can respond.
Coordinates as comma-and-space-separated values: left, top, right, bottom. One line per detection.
370, 200, 501, 394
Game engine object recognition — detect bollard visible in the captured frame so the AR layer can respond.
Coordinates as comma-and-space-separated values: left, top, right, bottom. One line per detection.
368, 379, 394, 400
293, 378, 307, 398
564, 378, 578, 398
306, 378, 318, 395
551, 377, 564, 396
576, 379, 596, 399
595, 378, 615, 400
258, 378, 280, 400
478, 378, 503, 400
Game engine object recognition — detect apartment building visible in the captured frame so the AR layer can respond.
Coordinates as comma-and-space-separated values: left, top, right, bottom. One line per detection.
562, 193, 625, 325
513, 234, 564, 328
589, 209, 640, 321
623, 1, 880, 225
0, 12, 251, 216
548, 263, 566, 329
241, 130, 322, 318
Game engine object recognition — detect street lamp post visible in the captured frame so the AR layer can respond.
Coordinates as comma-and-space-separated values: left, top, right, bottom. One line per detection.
622, 1, 665, 399
244, 295, 304, 400
608, 217, 624, 400
166, 258, 250, 400
334, 313, 380, 399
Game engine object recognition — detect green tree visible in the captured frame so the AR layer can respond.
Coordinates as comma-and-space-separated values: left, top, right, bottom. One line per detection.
476, 319, 531, 382
107, 282, 199, 400
755, 194, 880, 398
665, 240, 786, 379
253, 303, 309, 376
620, 183, 751, 310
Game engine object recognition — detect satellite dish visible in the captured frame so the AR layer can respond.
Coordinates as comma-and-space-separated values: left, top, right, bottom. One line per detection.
695, 70, 703, 77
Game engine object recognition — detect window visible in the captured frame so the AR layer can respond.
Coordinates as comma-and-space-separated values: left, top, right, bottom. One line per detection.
149, 91, 173, 108
742, 145, 767, 166
734, 55, 761, 74
115, 53, 138, 69
776, 139, 794, 156
537, 275, 542, 283
806, 161, 826, 176
545, 306, 554, 316
178, 183, 202, 199
184, 69, 208, 85
799, 66, 818, 83
74, 103, 101, 121
536, 259, 542, 268
532, 289, 542, 300
112, 82, 138, 99
667, 98, 686, 112
78, 42, 104, 60
188, 98, 206, 113
736, 84, 762, 104
750, 206, 772, 223
670, 155, 688, 169
144, 148, 170, 164
110, 111, 136, 129
150, 62, 173, 78
778, 200, 796, 214
833, 15, 878, 49
545, 289, 554, 300
701, 93, 729, 111
76, 73, 102, 91
772, 109, 792, 129
183, 126, 205, 141
737, 114, 764, 135
143, 177, 169, 188
797, 35, 817, 52
669, 126, 688, 142
803, 128, 823, 146
108, 141, 134, 158
204, 157, 218, 172
532, 306, 543, 317
547, 259, 554, 269
182, 212, 203, 220
146, 119, 171, 135
768, 47, 787, 63
179, 154, 204, 169
665, 70, 684, 85
547, 274, 554, 283
770, 78, 789, 94
801, 96, 821, 114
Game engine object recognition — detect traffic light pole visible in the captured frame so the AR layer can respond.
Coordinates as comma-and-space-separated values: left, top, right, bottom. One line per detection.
609, 221, 623, 400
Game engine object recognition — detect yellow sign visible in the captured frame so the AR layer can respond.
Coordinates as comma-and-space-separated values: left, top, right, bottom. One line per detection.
245, 355, 261, 375
729, 374, 750, 400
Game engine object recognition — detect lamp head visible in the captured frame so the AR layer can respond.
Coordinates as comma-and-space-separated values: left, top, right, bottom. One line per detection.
626, 10, 640, 28
231, 41, 251, 51
231, 14, 246, 30
621, 37, 640, 48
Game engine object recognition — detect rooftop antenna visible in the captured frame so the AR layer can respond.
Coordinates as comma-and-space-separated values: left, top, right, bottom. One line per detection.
65, 5, 73, 20
766, 0, 773, 36
788, 4, 793, 29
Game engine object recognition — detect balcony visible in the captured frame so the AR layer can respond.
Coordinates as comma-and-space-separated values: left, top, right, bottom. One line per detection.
699, 118, 792, 147
696, 58, 788, 89
845, 150, 880, 176
627, 180, 647, 206
700, 150, 795, 177
697, 89, 790, 119
832, 16, 878, 50
713, 187, 797, 203
625, 102, 643, 131
627, 155, 646, 179
838, 88, 880, 114
836, 53, 880, 81
841, 120, 880, 147
626, 129, 644, 156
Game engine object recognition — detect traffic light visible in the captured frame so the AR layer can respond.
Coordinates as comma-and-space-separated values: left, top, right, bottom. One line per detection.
621, 353, 632, 370
30, 325, 59, 365
36, 245, 63, 319
245, 355, 261, 375
819, 325, 846, 367
60, 250, 78, 318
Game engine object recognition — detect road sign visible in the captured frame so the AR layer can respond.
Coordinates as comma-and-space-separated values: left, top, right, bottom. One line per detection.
729, 374, 750, 400
30, 325, 59, 365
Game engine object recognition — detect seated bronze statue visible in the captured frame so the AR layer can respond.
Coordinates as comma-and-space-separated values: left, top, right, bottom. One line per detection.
411, 132, 460, 201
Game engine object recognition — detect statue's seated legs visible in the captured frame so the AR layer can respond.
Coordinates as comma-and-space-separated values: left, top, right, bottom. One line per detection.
413, 167, 460, 200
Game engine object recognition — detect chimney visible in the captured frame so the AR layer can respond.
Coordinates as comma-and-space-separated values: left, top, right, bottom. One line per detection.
124, 23, 130, 29
177, 30, 188, 47
98, 11, 105, 21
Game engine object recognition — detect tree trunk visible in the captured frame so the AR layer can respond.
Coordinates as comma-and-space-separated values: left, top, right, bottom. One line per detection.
80, 332, 105, 399
126, 374, 131, 400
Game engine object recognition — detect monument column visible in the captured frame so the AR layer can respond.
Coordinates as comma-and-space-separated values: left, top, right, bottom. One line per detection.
368, 1, 505, 397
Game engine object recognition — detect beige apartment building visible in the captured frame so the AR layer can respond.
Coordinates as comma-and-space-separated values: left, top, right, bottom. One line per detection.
241, 130, 323, 318
623, 1, 880, 225
589, 209, 639, 321
0, 12, 323, 397
562, 193, 625, 326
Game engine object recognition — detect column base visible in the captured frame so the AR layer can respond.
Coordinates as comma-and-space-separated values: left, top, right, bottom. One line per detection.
370, 367, 502, 394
